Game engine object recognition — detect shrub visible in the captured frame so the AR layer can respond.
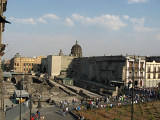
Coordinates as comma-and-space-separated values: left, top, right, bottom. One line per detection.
148, 115, 155, 120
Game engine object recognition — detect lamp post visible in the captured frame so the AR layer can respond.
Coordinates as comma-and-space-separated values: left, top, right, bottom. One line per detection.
131, 56, 135, 120
19, 74, 25, 120
30, 91, 37, 120
30, 94, 32, 120
20, 67, 25, 120
37, 94, 42, 109
131, 55, 140, 120
20, 81, 22, 120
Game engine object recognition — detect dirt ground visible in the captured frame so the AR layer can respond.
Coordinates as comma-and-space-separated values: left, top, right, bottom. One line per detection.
75, 100, 160, 120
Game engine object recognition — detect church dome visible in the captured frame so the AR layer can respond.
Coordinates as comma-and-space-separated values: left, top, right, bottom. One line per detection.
71, 41, 82, 57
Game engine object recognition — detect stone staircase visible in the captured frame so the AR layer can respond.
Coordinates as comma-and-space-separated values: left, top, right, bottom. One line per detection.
3, 81, 17, 99
0, 82, 5, 120
0, 81, 17, 120
0, 110, 5, 120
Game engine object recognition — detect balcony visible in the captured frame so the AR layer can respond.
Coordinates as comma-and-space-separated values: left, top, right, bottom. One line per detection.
128, 76, 144, 79
140, 68, 145, 72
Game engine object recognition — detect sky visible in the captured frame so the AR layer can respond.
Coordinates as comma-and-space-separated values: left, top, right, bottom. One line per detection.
2, 0, 160, 60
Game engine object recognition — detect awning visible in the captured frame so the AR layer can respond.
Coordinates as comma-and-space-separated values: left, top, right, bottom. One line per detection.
0, 15, 10, 24
110, 81, 124, 84
14, 90, 29, 98
3, 72, 12, 78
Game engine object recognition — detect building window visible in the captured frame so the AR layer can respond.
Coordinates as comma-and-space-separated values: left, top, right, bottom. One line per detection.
140, 72, 143, 78
148, 74, 150, 79
158, 67, 160, 72
14, 68, 16, 70
140, 62, 143, 69
153, 74, 156, 79
17, 63, 19, 66
129, 62, 133, 68
26, 63, 28, 66
135, 72, 138, 78
158, 74, 160, 79
135, 62, 138, 69
147, 67, 150, 72
29, 63, 31, 66
129, 72, 132, 78
24, 63, 25, 66
15, 63, 16, 66
154, 67, 156, 73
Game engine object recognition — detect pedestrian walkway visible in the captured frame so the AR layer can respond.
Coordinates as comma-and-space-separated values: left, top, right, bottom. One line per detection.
3, 81, 17, 99
15, 106, 76, 120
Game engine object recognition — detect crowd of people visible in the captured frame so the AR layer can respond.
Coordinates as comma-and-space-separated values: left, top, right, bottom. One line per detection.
30, 87, 160, 119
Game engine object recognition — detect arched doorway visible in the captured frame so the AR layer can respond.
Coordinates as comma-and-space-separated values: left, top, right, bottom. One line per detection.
11, 77, 16, 84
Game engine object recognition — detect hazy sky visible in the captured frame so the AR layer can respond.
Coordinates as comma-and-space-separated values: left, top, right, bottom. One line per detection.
2, 0, 160, 60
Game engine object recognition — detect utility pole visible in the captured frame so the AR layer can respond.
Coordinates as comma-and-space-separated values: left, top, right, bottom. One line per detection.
30, 91, 37, 120
30, 95, 32, 120
23, 66, 24, 90
20, 82, 22, 120
131, 56, 135, 120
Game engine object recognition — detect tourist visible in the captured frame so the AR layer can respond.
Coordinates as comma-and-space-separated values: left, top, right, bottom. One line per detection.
104, 97, 106, 103
63, 107, 66, 117
101, 104, 103, 108
89, 101, 91, 109
81, 105, 84, 110
103, 104, 106, 108
80, 116, 85, 120
66, 107, 69, 114
110, 103, 112, 107
37, 110, 40, 115
31, 116, 35, 120
77, 106, 81, 110
40, 115, 45, 120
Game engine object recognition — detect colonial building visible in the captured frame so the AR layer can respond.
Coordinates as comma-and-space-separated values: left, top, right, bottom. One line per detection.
40, 40, 160, 89
47, 55, 77, 78
125, 55, 146, 88
43, 41, 82, 78
10, 53, 45, 73
145, 57, 160, 88
70, 55, 126, 85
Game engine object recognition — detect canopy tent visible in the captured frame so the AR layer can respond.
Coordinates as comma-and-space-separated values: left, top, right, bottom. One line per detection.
14, 90, 29, 98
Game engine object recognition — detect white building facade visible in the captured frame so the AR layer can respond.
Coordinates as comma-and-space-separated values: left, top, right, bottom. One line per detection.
146, 61, 160, 88
125, 55, 146, 88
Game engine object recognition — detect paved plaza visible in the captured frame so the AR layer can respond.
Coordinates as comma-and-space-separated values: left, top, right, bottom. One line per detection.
15, 106, 76, 120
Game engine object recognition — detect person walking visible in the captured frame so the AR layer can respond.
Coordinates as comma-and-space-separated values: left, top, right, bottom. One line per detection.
31, 116, 35, 120
36, 110, 41, 119
63, 107, 66, 117
66, 107, 69, 114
